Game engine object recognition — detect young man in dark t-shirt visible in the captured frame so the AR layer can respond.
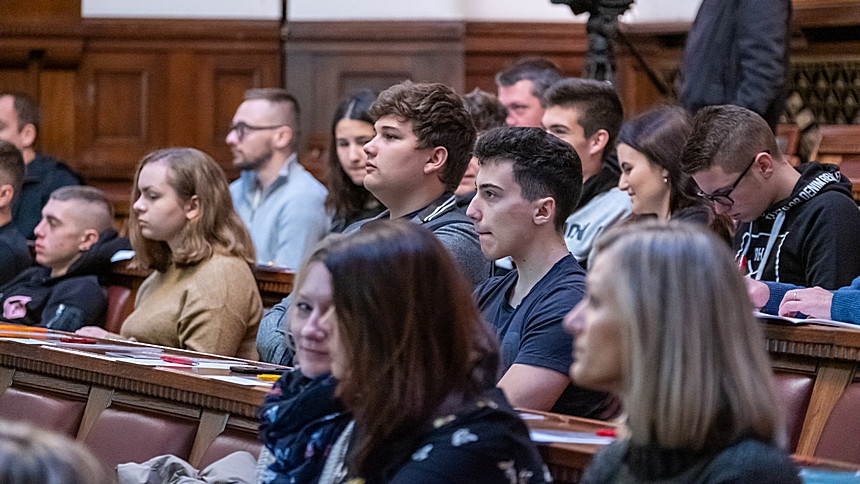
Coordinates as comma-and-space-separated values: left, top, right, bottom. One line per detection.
468, 127, 612, 417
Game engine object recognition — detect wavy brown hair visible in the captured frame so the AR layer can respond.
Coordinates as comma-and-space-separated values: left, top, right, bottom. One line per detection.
129, 147, 255, 272
321, 220, 497, 476
369, 81, 476, 192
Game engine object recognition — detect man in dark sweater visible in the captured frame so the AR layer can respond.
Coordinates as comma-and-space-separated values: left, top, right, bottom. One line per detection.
0, 92, 81, 239
468, 126, 612, 417
0, 140, 32, 285
682, 105, 860, 289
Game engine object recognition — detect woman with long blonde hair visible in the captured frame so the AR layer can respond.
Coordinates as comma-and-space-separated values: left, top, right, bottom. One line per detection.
568, 221, 799, 483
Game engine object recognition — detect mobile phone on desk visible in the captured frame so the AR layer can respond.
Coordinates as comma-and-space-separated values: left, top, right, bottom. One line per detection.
230, 365, 289, 375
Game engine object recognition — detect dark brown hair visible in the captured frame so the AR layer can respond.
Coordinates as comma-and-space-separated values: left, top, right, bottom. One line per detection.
476, 126, 583, 232
618, 105, 733, 240
0, 92, 40, 133
0, 419, 111, 484
325, 90, 379, 224
322, 220, 497, 476
129, 147, 255, 272
543, 78, 624, 151
463, 88, 507, 134
681, 104, 781, 174
495, 57, 564, 99
369, 81, 476, 192
0, 140, 25, 196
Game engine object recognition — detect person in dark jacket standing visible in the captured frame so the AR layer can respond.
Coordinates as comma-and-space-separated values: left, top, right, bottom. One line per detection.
682, 105, 860, 289
0, 92, 81, 239
678, 0, 791, 129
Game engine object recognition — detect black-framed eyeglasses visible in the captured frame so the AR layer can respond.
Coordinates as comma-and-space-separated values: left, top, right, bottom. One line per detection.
697, 150, 769, 207
227, 122, 287, 141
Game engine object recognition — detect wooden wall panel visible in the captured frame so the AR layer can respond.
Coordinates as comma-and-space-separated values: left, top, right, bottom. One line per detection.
77, 53, 168, 181
464, 22, 589, 94
284, 21, 465, 181
38, 70, 78, 163
0, 16, 281, 214
197, 54, 280, 180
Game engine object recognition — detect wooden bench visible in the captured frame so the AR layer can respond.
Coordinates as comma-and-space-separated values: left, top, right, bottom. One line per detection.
765, 322, 860, 464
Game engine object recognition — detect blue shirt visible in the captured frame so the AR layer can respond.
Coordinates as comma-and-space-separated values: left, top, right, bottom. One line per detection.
230, 154, 328, 270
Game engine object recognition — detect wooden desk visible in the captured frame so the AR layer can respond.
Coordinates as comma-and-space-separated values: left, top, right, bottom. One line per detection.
520, 409, 616, 483
0, 330, 608, 480
764, 322, 860, 457
0, 334, 273, 468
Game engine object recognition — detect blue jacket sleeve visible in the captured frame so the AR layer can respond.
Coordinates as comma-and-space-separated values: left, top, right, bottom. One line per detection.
830, 276, 860, 325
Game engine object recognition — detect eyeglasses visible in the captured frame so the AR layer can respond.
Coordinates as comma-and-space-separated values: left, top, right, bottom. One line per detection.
227, 122, 287, 141
697, 150, 769, 207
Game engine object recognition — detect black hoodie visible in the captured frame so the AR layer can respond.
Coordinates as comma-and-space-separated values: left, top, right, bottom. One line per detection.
0, 230, 130, 331
734, 163, 860, 289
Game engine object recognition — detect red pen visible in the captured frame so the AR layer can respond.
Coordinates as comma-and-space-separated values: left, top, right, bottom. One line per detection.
160, 355, 197, 366
595, 429, 617, 437
59, 337, 97, 344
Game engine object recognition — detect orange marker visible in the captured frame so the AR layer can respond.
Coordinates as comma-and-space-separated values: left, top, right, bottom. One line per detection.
0, 324, 49, 333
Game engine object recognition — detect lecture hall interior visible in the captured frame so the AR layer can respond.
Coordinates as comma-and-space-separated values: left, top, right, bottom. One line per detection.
1, 0, 860, 482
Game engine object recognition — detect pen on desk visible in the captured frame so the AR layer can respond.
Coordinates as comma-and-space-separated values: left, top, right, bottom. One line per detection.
230, 365, 289, 375
256, 374, 280, 383
160, 355, 198, 366
59, 337, 97, 344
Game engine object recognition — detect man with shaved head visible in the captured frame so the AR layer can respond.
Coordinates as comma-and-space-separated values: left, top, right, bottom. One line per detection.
226, 88, 328, 269
0, 186, 129, 330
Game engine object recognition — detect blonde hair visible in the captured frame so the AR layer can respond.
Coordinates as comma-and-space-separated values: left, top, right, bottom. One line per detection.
129, 147, 255, 272
593, 220, 784, 450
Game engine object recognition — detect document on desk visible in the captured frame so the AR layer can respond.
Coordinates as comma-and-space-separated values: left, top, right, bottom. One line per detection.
202, 375, 274, 387
0, 337, 55, 345
529, 430, 615, 446
753, 311, 859, 329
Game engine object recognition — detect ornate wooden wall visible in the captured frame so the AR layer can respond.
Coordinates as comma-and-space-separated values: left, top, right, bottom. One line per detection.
0, 1, 281, 215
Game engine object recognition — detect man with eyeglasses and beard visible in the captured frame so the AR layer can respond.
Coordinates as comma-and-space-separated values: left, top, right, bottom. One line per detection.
681, 104, 860, 289
226, 88, 328, 269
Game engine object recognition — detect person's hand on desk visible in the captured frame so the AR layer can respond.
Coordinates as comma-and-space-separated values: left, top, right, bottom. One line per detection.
75, 326, 123, 340
744, 277, 770, 310
778, 287, 834, 319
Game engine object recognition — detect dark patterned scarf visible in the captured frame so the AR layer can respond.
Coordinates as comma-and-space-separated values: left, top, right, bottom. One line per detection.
258, 370, 350, 483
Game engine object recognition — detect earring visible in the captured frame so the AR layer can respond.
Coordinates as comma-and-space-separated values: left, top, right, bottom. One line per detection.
663, 176, 668, 183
